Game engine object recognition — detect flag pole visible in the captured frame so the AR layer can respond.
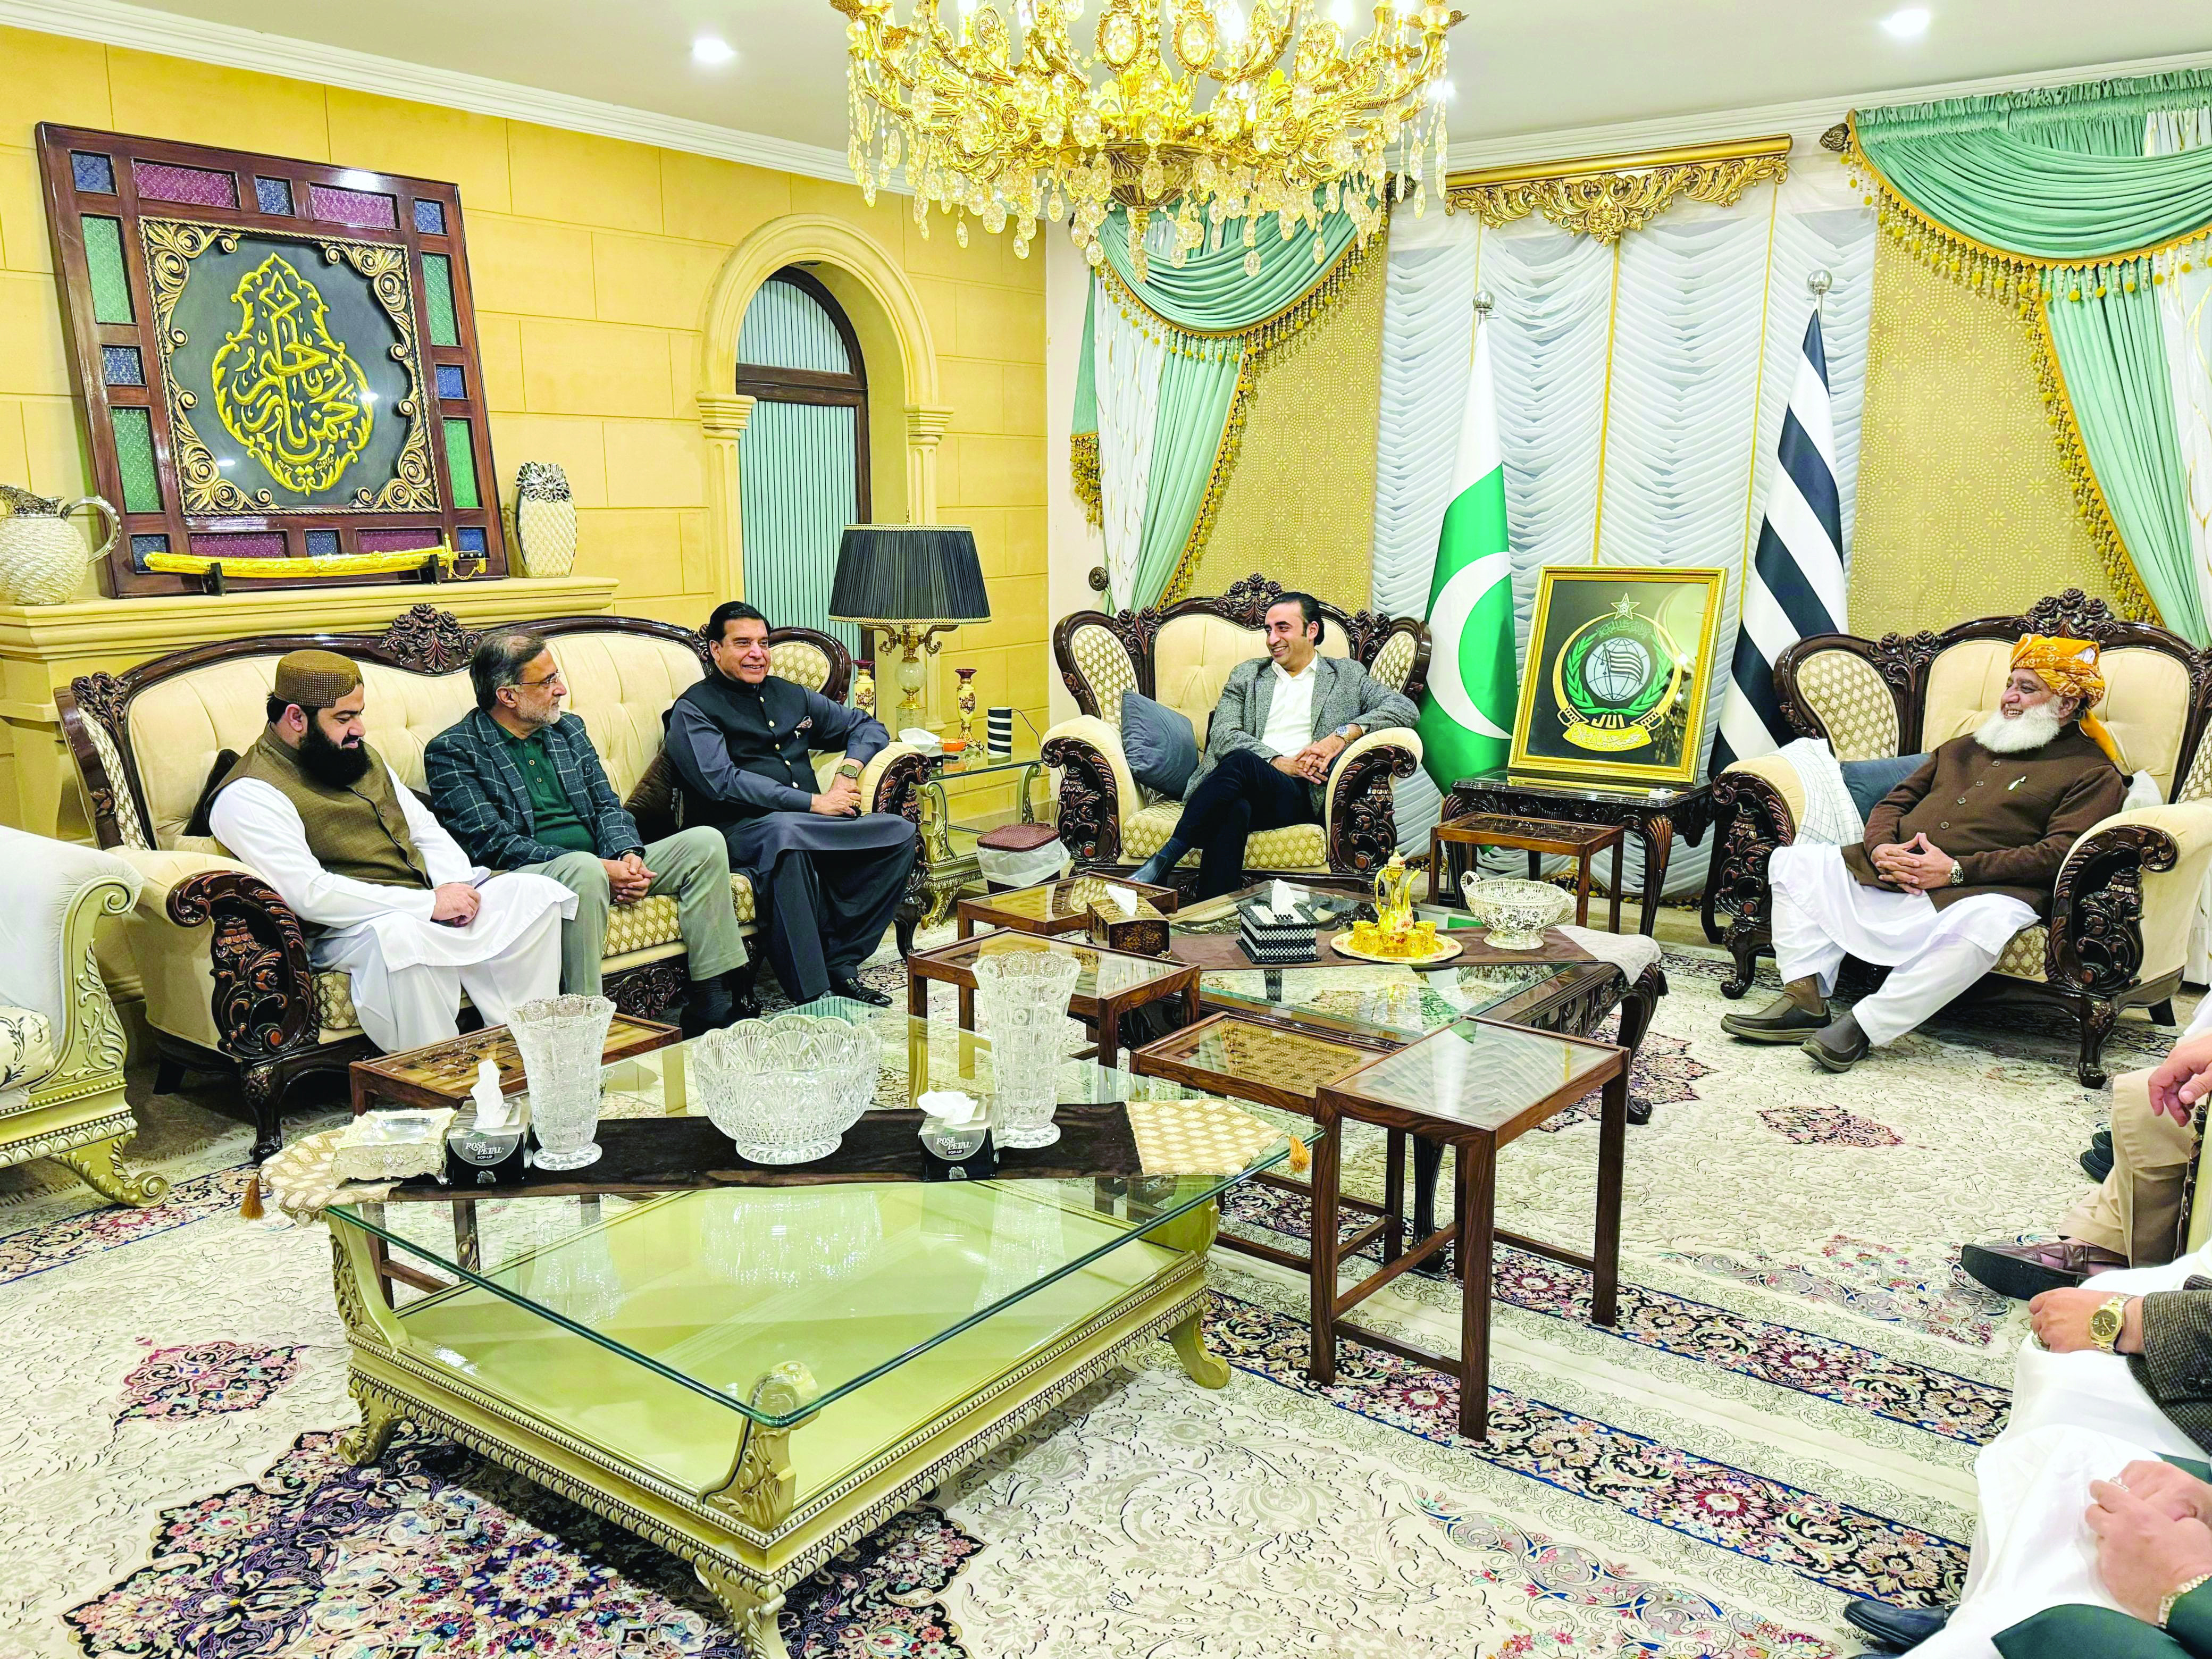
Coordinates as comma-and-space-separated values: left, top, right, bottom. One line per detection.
1806, 267, 1832, 319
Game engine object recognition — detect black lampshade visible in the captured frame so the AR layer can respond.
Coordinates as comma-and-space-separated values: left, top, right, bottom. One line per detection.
829, 524, 990, 624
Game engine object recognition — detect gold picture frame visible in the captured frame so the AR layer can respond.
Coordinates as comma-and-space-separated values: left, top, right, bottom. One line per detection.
1508, 565, 1726, 787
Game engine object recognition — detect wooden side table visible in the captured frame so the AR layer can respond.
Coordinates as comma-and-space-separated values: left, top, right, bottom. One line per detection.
906, 932, 1200, 1069
1311, 1017, 1629, 1439
1430, 813, 1624, 931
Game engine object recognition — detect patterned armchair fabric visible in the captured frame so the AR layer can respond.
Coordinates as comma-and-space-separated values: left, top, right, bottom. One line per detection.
0, 1008, 55, 1092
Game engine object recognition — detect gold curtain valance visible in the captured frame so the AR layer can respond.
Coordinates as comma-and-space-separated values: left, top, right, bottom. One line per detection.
1445, 135, 1792, 243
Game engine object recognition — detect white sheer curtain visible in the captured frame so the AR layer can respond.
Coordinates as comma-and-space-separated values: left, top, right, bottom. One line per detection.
1094, 279, 1164, 613
1371, 210, 1481, 617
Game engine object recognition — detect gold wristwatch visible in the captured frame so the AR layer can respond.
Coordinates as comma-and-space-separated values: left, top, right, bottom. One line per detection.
2160, 1571, 2212, 1628
2088, 1294, 2131, 1353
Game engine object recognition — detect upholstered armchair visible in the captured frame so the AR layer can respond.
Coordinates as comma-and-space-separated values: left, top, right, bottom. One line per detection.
1702, 591, 2212, 1087
1041, 575, 1431, 881
0, 826, 165, 1206
57, 604, 930, 1160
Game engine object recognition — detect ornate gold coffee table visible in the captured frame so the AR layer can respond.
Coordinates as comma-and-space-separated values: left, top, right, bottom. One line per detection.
295, 1007, 1284, 1658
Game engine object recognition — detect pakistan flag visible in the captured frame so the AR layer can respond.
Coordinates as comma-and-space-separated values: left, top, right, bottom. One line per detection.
1416, 319, 1516, 789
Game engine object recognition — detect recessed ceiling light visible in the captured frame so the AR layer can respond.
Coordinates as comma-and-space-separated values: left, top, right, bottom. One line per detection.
1881, 7, 1930, 39
692, 36, 736, 66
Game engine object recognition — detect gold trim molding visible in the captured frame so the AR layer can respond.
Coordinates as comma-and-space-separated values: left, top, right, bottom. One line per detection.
1446, 135, 1792, 243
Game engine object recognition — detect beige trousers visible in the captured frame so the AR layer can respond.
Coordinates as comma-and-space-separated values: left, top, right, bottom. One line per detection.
2059, 1066, 2194, 1266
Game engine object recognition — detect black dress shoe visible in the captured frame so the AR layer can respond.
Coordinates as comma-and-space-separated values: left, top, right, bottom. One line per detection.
2083, 1143, 2115, 1183
830, 975, 893, 1008
1960, 1236, 2127, 1300
1803, 1012, 1870, 1073
1842, 1598, 1949, 1652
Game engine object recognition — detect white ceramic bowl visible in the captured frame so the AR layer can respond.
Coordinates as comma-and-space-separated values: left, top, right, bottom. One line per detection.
1459, 874, 1574, 951
692, 1014, 880, 1163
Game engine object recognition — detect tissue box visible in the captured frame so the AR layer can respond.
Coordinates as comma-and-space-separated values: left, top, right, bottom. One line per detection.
1087, 895, 1170, 956
1237, 900, 1320, 965
332, 1108, 455, 1182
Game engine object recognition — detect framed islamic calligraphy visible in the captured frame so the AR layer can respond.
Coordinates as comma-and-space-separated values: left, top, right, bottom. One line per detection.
36, 125, 508, 596
1508, 565, 1725, 787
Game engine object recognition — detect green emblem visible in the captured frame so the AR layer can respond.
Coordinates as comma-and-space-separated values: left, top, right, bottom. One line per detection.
1550, 597, 1685, 754
210, 253, 374, 495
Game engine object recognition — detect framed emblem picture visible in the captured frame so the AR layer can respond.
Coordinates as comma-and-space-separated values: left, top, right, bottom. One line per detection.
1509, 565, 1725, 787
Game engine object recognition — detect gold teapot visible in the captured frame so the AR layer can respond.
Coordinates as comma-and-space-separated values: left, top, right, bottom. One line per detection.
1372, 850, 1416, 937
0, 484, 116, 605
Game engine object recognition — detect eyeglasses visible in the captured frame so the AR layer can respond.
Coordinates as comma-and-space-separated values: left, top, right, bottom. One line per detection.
516, 672, 565, 690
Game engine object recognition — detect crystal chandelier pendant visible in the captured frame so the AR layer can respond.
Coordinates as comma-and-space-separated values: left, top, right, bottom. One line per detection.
831, 0, 1463, 282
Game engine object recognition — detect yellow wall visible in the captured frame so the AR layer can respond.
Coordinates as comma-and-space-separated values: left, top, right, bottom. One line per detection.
0, 26, 1049, 826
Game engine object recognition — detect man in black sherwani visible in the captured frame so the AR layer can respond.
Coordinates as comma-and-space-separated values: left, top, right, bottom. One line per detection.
664, 601, 918, 1007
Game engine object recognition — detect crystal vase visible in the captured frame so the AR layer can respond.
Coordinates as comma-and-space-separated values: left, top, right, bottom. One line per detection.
508, 993, 616, 1170
973, 950, 1081, 1149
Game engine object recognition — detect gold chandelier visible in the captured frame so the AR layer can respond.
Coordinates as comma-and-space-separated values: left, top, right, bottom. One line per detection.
831, 0, 1463, 281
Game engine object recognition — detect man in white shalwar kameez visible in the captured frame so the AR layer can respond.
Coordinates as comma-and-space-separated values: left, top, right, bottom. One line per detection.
208, 650, 574, 1053
1722, 633, 2127, 1072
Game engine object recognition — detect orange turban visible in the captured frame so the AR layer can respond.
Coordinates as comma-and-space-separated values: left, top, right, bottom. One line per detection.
2010, 634, 2121, 766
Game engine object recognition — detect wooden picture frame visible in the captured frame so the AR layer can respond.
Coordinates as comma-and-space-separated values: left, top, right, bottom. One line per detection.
1508, 565, 1725, 787
36, 123, 509, 597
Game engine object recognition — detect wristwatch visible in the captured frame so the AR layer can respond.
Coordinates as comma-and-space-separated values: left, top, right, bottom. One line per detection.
835, 760, 862, 781
2089, 1293, 2132, 1353
1948, 859, 1965, 886
2160, 1572, 2212, 1628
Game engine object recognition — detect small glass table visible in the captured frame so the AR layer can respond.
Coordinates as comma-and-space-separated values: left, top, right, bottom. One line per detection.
913, 742, 1048, 926
316, 1008, 1284, 1658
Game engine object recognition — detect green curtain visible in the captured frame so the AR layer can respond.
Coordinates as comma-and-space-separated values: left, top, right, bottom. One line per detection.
1855, 69, 2212, 644
1073, 202, 1371, 611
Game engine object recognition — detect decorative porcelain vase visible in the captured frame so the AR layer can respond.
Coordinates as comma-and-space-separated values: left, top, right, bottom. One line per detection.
508, 993, 616, 1170
512, 462, 576, 578
693, 1013, 878, 1163
973, 949, 1082, 1149
0, 484, 116, 605
955, 667, 978, 745
852, 658, 876, 718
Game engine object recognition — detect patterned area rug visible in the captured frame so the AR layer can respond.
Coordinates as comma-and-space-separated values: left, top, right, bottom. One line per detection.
1, 936, 2180, 1657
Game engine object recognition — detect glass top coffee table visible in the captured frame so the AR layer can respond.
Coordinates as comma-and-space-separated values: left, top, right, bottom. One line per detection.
311, 1006, 1284, 1658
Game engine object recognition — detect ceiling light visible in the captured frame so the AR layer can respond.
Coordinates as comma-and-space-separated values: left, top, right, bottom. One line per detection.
1880, 8, 1930, 39
691, 36, 736, 66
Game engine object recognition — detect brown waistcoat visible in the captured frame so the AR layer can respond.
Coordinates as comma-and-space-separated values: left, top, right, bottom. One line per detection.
216, 729, 432, 890
1839, 722, 2126, 916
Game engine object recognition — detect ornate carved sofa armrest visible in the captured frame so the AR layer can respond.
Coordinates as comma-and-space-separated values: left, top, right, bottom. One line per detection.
120, 849, 318, 1063
1703, 756, 1807, 995
1040, 716, 1138, 865
2047, 802, 2212, 1000
1321, 728, 1419, 876
857, 742, 932, 825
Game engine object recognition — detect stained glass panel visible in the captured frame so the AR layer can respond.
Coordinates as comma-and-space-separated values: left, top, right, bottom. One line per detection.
413, 198, 447, 235
133, 160, 238, 210
306, 530, 340, 557
443, 418, 480, 510
255, 177, 294, 215
71, 152, 115, 194
358, 528, 441, 553
306, 183, 398, 230
435, 363, 466, 400
421, 254, 459, 347
111, 407, 161, 513
455, 526, 487, 555
101, 345, 144, 387
83, 216, 133, 324
129, 534, 169, 563
189, 531, 287, 558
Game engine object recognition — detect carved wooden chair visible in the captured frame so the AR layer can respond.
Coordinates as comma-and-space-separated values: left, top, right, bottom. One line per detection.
57, 604, 931, 1158
1042, 574, 1431, 881
1702, 590, 2212, 1086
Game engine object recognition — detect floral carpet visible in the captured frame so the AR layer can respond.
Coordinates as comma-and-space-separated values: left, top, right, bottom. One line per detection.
0, 937, 2180, 1657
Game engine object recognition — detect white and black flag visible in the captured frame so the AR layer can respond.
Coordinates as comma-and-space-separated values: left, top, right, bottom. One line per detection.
1714, 309, 1847, 771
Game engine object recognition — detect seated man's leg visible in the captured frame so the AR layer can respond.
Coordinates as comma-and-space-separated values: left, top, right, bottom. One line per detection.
514, 849, 613, 995
1848, 924, 2008, 1048
1196, 750, 1313, 898
454, 903, 564, 1027
816, 818, 920, 991
1719, 843, 1846, 1040
1134, 750, 1271, 888
323, 932, 463, 1052
642, 826, 749, 981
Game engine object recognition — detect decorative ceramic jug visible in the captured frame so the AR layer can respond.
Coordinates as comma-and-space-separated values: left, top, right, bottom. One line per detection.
0, 484, 116, 605
1372, 850, 1415, 938
512, 462, 576, 578
955, 666, 978, 744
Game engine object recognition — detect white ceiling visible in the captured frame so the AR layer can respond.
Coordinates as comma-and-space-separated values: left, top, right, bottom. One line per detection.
63, 0, 2212, 163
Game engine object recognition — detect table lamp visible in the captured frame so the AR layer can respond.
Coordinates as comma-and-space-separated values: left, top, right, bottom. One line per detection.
830, 524, 990, 724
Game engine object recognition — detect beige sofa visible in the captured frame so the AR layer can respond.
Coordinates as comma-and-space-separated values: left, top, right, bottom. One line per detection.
58, 604, 927, 1157
1703, 590, 2212, 1086
1042, 575, 1431, 880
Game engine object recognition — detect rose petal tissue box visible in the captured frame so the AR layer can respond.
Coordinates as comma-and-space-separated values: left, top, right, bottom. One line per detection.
1238, 878, 1322, 965
445, 1058, 531, 1187
333, 1107, 456, 1182
1086, 881, 1169, 956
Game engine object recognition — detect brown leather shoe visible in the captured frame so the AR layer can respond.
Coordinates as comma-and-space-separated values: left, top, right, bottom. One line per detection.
1960, 1237, 2127, 1301
1720, 977, 1829, 1042
1803, 1011, 1870, 1071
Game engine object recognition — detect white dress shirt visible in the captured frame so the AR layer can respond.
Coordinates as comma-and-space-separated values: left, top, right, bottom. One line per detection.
1260, 657, 1320, 757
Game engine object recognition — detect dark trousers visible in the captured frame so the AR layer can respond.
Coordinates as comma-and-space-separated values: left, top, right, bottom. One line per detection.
1169, 748, 1319, 899
729, 823, 919, 1002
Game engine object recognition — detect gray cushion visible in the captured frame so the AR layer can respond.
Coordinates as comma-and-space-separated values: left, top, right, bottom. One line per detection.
1841, 752, 1929, 818
1120, 691, 1200, 798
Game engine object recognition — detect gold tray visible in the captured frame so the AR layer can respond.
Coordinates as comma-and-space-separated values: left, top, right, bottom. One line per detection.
1323, 931, 1463, 967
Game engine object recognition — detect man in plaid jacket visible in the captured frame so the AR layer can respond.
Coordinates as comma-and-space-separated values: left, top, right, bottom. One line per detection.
426, 630, 755, 1033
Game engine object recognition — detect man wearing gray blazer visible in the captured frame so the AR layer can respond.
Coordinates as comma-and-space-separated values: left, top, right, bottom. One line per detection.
1130, 592, 1419, 899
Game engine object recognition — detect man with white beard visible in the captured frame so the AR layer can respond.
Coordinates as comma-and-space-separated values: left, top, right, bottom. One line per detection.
1720, 633, 2127, 1071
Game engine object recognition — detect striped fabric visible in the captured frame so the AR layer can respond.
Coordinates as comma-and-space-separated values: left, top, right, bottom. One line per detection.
1714, 309, 1847, 772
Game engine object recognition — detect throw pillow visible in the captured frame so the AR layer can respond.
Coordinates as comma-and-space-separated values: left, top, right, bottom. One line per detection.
1840, 752, 1928, 819
1120, 691, 1200, 797
624, 751, 681, 843
182, 749, 240, 839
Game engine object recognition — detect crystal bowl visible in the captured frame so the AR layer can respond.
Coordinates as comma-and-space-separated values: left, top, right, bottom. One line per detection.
1459, 875, 1575, 951
692, 1014, 881, 1163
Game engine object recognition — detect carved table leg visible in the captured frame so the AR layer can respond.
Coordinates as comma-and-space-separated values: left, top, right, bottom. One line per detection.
2079, 996, 2120, 1091
1633, 812, 1676, 939
242, 1058, 288, 1162
1167, 1306, 1230, 1388
697, 1568, 789, 1659
338, 1394, 401, 1466
53, 1135, 171, 1207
